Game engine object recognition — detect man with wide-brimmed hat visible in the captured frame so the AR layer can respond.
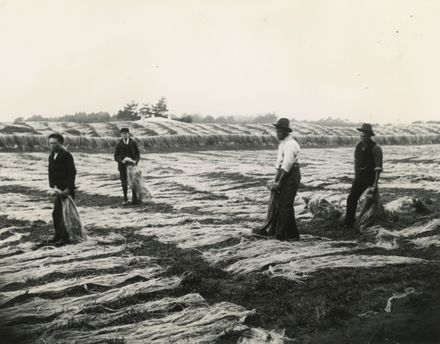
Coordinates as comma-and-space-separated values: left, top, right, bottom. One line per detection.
253, 118, 301, 241
114, 128, 140, 205
343, 123, 383, 229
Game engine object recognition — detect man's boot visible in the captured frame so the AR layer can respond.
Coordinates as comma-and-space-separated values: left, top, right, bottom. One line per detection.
132, 189, 140, 205
55, 237, 71, 246
48, 235, 60, 244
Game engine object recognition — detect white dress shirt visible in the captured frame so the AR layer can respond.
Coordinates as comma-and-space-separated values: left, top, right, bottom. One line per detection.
275, 135, 300, 173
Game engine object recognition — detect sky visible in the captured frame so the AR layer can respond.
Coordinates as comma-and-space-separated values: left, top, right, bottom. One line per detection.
0, 0, 439, 124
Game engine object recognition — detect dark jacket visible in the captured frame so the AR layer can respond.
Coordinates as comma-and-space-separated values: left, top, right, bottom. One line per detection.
48, 148, 76, 193
114, 138, 140, 171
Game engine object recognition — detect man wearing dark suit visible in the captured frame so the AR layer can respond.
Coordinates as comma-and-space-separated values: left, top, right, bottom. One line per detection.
114, 128, 140, 205
48, 133, 77, 246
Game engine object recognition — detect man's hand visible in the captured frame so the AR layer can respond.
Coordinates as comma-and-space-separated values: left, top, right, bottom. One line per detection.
61, 188, 70, 199
372, 183, 378, 193
271, 182, 281, 192
123, 157, 135, 165
274, 169, 281, 182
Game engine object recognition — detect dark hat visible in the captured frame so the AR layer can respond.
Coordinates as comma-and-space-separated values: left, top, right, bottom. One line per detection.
120, 127, 129, 133
357, 123, 375, 136
48, 133, 64, 144
272, 118, 292, 132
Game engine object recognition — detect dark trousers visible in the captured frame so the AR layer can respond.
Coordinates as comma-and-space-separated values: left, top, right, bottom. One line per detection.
269, 166, 301, 240
119, 166, 137, 202
52, 190, 74, 240
345, 173, 375, 226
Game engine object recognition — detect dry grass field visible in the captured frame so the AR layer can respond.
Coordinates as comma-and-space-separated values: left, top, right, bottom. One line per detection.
0, 144, 440, 343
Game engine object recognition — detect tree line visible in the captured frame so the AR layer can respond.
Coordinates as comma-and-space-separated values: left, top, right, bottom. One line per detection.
14, 97, 169, 123
13, 97, 368, 127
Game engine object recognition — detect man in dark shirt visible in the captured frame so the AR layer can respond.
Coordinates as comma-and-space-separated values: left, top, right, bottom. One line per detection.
343, 123, 383, 229
114, 128, 140, 205
48, 133, 77, 245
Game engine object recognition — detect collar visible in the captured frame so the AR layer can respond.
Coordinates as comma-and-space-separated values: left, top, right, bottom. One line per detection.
360, 139, 375, 147
52, 147, 64, 157
123, 138, 130, 144
281, 134, 293, 143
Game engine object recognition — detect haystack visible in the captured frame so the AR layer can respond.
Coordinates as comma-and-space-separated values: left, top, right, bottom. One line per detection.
303, 194, 341, 220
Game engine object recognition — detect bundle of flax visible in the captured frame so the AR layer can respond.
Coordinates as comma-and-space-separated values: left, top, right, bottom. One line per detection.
127, 165, 152, 202
252, 182, 278, 235
61, 196, 87, 242
357, 187, 385, 230
52, 187, 87, 243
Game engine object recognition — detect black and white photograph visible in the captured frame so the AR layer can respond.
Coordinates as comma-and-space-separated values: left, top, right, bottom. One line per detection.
0, 1, 439, 343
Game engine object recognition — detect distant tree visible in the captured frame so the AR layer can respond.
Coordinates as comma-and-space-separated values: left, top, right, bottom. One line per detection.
88, 112, 111, 122
304, 116, 363, 127
13, 116, 25, 124
138, 103, 153, 118
203, 115, 215, 123
189, 114, 203, 122
26, 115, 46, 121
24, 112, 111, 123
116, 102, 140, 121
225, 115, 236, 123
252, 113, 278, 124
176, 115, 193, 123
152, 97, 168, 118
216, 116, 227, 123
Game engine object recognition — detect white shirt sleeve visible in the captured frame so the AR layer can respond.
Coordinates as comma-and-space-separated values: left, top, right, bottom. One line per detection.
281, 139, 300, 172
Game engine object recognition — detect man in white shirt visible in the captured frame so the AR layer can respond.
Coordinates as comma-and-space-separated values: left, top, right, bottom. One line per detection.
253, 118, 301, 241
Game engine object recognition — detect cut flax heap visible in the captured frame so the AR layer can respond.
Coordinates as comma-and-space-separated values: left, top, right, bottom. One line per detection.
0, 244, 125, 275
266, 255, 426, 280
138, 222, 245, 249
3, 133, 440, 151
203, 236, 356, 276
0, 255, 152, 287
0, 266, 163, 308
20, 294, 209, 335
204, 235, 425, 280
34, 301, 288, 344
61, 195, 88, 242
0, 233, 126, 270
303, 193, 342, 220
0, 276, 183, 327
357, 188, 385, 231
127, 165, 152, 202
365, 219, 440, 249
